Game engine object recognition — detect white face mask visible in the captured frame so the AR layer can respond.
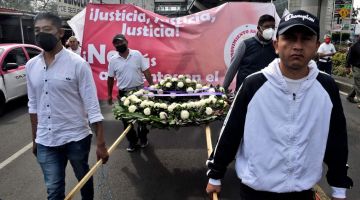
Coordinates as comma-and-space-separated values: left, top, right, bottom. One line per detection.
262, 28, 275, 40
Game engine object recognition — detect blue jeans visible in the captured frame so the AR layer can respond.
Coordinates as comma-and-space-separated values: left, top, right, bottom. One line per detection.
37, 135, 93, 200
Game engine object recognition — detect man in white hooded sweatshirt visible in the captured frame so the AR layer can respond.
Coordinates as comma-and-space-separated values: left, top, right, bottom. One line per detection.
206, 10, 352, 200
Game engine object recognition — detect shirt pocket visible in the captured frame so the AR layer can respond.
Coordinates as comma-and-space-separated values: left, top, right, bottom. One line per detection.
52, 73, 77, 92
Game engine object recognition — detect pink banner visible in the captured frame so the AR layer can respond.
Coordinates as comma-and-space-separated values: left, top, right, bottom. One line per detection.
82, 3, 278, 99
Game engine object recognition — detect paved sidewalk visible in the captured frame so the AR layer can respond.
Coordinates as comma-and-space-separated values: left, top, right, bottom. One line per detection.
333, 75, 354, 94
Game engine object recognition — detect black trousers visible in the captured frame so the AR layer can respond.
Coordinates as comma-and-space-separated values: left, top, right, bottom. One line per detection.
317, 61, 332, 75
239, 183, 315, 200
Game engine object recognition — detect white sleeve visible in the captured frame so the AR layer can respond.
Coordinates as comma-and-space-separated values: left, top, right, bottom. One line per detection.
331, 186, 346, 198
317, 44, 324, 53
140, 53, 149, 71
208, 178, 221, 186
78, 62, 104, 124
108, 59, 115, 78
26, 62, 37, 114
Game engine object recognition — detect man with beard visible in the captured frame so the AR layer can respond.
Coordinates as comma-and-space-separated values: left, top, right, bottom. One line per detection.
107, 34, 154, 152
26, 12, 109, 200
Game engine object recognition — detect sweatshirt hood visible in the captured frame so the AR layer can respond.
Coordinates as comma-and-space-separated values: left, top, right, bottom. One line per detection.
261, 58, 320, 94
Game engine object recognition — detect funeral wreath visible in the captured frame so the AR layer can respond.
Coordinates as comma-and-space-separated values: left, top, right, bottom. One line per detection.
112, 75, 230, 128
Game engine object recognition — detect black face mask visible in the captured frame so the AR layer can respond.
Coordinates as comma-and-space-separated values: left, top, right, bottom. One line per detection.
115, 44, 127, 53
35, 32, 59, 52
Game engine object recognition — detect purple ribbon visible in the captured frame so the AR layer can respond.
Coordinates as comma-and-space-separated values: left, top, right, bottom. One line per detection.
143, 91, 224, 97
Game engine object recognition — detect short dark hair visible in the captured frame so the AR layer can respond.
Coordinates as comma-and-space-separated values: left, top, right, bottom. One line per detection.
34, 12, 62, 29
258, 14, 275, 26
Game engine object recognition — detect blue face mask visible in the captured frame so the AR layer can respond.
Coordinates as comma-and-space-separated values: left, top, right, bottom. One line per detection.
35, 32, 59, 52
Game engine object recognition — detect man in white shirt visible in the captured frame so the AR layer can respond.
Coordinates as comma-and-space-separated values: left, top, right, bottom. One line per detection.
107, 34, 154, 152
317, 34, 336, 75
26, 12, 109, 200
67, 36, 81, 55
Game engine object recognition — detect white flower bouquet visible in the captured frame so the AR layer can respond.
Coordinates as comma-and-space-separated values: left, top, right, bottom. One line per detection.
113, 75, 230, 128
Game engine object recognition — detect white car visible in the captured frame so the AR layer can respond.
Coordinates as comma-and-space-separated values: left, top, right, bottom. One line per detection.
0, 43, 42, 115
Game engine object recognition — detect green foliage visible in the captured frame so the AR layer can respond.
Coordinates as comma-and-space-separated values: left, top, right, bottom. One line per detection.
331, 52, 353, 77
0, 0, 57, 13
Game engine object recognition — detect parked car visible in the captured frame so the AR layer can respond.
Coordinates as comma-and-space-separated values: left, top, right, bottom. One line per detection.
0, 43, 42, 115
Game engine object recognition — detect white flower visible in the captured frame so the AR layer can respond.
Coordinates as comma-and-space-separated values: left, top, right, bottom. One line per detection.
134, 99, 142, 103
209, 88, 216, 93
192, 80, 198, 84
218, 100, 224, 104
154, 84, 159, 89
185, 78, 191, 83
144, 107, 151, 115
149, 85, 155, 90
140, 101, 147, 108
148, 101, 155, 107
196, 84, 202, 89
205, 107, 213, 115
120, 97, 126, 102
186, 87, 194, 93
160, 80, 165, 85
165, 76, 172, 81
224, 102, 228, 107
159, 112, 167, 119
168, 105, 175, 112
186, 103, 193, 109
158, 89, 163, 94
178, 75, 185, 79
222, 95, 227, 99
171, 77, 178, 82
181, 103, 187, 108
202, 86, 209, 90
170, 92, 176, 99
128, 105, 137, 113
160, 103, 168, 109
147, 92, 154, 98
180, 110, 190, 120
128, 95, 137, 101
165, 82, 172, 88
177, 82, 184, 88
123, 99, 130, 106
199, 99, 207, 106
219, 87, 225, 93
154, 103, 161, 108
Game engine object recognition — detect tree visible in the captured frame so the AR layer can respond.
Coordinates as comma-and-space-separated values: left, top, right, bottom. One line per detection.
31, 0, 57, 13
0, 0, 33, 11
0, 0, 57, 13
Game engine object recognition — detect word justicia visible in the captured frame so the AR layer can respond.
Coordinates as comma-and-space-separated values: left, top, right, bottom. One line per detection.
89, 8, 146, 22
284, 14, 315, 22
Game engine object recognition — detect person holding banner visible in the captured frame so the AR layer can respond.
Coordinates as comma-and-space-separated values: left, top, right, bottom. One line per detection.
107, 33, 154, 152
26, 12, 109, 200
223, 14, 277, 91
206, 10, 352, 200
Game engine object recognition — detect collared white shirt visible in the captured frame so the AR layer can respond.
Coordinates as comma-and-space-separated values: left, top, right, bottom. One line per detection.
317, 42, 336, 62
26, 47, 103, 147
67, 47, 81, 56
108, 49, 149, 90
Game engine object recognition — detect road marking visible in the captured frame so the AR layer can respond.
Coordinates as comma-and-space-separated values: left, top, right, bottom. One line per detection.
0, 142, 32, 170
340, 91, 347, 96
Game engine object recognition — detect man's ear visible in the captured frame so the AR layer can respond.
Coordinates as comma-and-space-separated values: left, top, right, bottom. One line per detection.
59, 28, 65, 38
273, 39, 279, 54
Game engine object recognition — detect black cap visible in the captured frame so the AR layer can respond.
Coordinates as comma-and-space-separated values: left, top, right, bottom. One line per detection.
112, 34, 126, 43
277, 10, 319, 38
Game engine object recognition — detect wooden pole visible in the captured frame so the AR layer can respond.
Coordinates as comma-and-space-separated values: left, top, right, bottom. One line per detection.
65, 124, 133, 200
205, 125, 219, 200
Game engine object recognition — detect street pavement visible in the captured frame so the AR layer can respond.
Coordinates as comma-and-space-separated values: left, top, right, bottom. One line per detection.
0, 80, 359, 200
